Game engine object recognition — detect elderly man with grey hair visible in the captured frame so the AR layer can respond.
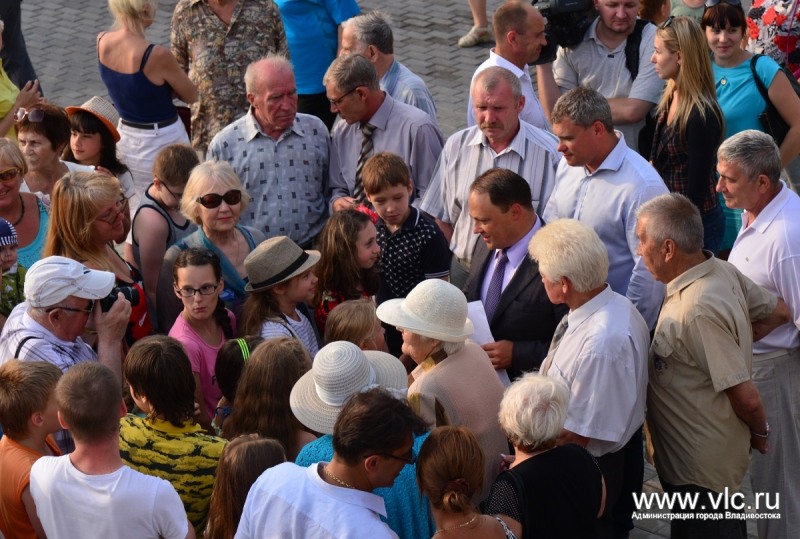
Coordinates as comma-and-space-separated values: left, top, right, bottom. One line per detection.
636, 192, 790, 538
717, 130, 800, 537
484, 373, 605, 538
208, 55, 329, 249
529, 218, 648, 538
543, 86, 667, 331
421, 66, 559, 288
325, 53, 442, 212
340, 11, 437, 121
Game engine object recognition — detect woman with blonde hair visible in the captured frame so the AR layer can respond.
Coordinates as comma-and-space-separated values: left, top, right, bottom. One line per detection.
222, 337, 315, 460
97, 0, 197, 200
43, 171, 151, 345
157, 160, 264, 331
204, 434, 286, 539
0, 139, 47, 269
417, 426, 520, 538
649, 16, 726, 253
323, 298, 387, 353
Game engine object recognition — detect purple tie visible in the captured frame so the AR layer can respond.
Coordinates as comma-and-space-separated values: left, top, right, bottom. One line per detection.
483, 250, 508, 322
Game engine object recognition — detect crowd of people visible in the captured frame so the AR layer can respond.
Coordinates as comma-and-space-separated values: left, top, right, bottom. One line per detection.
0, 0, 799, 538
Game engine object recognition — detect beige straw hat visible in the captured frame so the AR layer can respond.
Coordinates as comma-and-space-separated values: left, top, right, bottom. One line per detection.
65, 96, 121, 142
244, 236, 320, 292
290, 341, 408, 434
376, 279, 474, 342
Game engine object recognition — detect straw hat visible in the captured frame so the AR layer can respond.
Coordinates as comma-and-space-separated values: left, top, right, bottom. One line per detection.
65, 96, 121, 142
290, 341, 408, 434
244, 236, 320, 292
376, 279, 473, 342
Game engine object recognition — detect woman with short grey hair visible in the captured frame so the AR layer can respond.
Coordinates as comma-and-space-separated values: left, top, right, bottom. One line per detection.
484, 374, 606, 539
377, 278, 507, 501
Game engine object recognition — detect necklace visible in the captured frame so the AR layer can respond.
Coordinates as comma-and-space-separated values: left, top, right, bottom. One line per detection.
323, 465, 354, 489
433, 514, 479, 535
11, 194, 25, 226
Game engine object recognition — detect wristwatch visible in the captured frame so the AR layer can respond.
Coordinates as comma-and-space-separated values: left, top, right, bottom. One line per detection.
751, 422, 771, 438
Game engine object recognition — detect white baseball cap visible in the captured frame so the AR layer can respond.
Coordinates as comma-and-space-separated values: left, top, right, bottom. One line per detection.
24, 256, 115, 308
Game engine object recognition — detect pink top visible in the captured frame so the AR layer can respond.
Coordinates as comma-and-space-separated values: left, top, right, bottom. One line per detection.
169, 310, 236, 417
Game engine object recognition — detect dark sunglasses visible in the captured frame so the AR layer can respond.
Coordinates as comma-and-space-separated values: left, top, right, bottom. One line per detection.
661, 16, 674, 29
376, 450, 417, 465
15, 107, 45, 123
704, 0, 741, 8
0, 167, 21, 183
197, 189, 242, 209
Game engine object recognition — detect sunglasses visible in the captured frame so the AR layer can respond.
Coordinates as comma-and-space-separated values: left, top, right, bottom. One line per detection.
704, 0, 741, 7
0, 168, 21, 183
376, 450, 417, 465
14, 107, 45, 123
197, 189, 242, 209
96, 196, 128, 225
661, 15, 674, 28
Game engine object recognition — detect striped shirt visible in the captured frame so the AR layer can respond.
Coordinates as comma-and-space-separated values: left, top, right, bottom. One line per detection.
259, 309, 319, 357
419, 121, 560, 262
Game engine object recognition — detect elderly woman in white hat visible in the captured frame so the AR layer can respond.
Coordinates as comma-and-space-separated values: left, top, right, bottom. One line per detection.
376, 279, 508, 501
292, 341, 436, 538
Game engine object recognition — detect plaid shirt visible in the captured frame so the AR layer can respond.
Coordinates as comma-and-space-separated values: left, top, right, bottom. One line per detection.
650, 103, 721, 215
171, 0, 289, 153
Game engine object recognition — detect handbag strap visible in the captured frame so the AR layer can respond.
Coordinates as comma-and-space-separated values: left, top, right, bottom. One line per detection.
750, 54, 772, 103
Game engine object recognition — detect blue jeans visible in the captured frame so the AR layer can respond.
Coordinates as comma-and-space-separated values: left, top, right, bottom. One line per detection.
702, 204, 725, 256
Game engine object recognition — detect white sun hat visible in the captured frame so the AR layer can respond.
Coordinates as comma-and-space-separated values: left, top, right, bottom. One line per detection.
376, 279, 473, 342
290, 341, 407, 434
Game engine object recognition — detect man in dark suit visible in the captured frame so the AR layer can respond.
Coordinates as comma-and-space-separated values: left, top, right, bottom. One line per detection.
464, 168, 567, 380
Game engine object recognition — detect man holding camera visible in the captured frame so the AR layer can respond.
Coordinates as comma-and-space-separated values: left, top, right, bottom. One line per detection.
0, 256, 130, 381
537, 0, 663, 154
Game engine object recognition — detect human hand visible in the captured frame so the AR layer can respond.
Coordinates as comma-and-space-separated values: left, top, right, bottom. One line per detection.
482, 340, 514, 370
332, 196, 357, 212
93, 293, 131, 344
750, 434, 769, 454
15, 80, 42, 110
499, 453, 515, 473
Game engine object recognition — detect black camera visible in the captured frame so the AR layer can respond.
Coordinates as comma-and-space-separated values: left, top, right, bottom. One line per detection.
99, 285, 140, 312
532, 0, 597, 64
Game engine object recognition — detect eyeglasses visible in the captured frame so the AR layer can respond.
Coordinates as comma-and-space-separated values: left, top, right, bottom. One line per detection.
376, 450, 416, 465
161, 182, 184, 201
704, 0, 741, 7
14, 107, 45, 123
175, 283, 220, 297
197, 189, 242, 209
328, 86, 360, 107
96, 196, 128, 225
46, 300, 95, 315
661, 16, 674, 29
0, 167, 21, 183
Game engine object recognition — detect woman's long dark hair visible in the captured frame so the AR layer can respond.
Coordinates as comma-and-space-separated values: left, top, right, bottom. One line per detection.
173, 247, 234, 339
63, 110, 129, 176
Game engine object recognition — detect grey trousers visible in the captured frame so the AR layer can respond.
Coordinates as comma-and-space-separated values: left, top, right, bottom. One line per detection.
749, 347, 800, 539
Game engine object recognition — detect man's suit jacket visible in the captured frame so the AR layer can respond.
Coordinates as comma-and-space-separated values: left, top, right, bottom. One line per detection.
465, 238, 568, 381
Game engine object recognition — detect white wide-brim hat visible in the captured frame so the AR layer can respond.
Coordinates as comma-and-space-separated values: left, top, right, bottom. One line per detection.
376, 279, 473, 342
290, 341, 407, 435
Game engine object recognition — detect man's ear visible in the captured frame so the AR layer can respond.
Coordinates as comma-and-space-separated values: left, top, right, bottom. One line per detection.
57, 410, 68, 430
246, 92, 256, 108
663, 238, 677, 262
363, 454, 380, 473
119, 398, 127, 419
